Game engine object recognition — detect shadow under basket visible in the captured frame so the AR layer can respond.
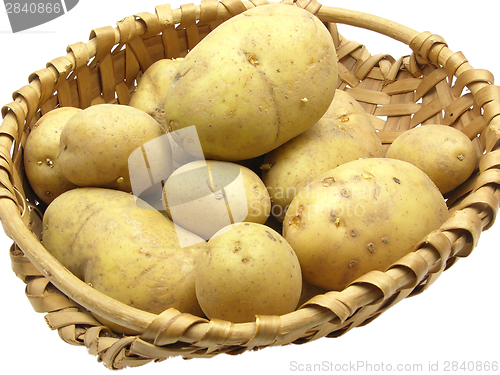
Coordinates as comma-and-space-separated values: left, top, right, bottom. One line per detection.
1, 0, 500, 370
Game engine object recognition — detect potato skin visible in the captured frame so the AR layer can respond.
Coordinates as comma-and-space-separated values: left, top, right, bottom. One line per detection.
262, 116, 371, 222
42, 187, 205, 317
322, 90, 383, 158
283, 158, 449, 291
129, 58, 183, 130
385, 124, 478, 194
195, 222, 302, 322
24, 107, 80, 204
165, 3, 338, 161
163, 160, 271, 240
57, 104, 171, 192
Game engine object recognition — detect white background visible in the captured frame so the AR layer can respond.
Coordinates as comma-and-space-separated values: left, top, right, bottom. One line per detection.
1, 1, 499, 374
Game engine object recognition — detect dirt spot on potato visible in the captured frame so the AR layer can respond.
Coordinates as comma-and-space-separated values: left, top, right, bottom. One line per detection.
322, 177, 336, 187
367, 243, 376, 253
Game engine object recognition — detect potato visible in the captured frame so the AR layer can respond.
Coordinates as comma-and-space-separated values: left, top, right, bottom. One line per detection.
42, 187, 205, 317
165, 3, 338, 161
163, 160, 271, 240
57, 103, 172, 192
283, 158, 449, 291
385, 124, 478, 194
24, 107, 80, 204
262, 116, 372, 221
195, 222, 302, 322
129, 58, 183, 130
322, 90, 384, 158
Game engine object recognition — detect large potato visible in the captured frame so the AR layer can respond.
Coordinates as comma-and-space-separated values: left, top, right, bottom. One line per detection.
262, 116, 372, 221
42, 187, 205, 318
165, 3, 338, 161
24, 107, 80, 204
385, 124, 478, 194
195, 222, 302, 322
57, 104, 172, 192
322, 90, 384, 158
283, 158, 449, 291
163, 160, 271, 240
129, 58, 183, 130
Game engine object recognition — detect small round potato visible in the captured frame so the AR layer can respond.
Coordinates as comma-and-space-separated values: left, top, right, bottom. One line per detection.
58, 103, 172, 192
385, 124, 478, 194
195, 222, 302, 322
129, 58, 183, 130
24, 107, 80, 204
283, 158, 449, 291
163, 160, 271, 240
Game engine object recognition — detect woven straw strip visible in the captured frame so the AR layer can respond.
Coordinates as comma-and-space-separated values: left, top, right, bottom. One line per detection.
410, 31, 447, 63
89, 27, 117, 70
483, 100, 500, 126
116, 15, 140, 47
84, 326, 120, 357
459, 190, 499, 231
0, 104, 21, 142
243, 315, 281, 348
221, 0, 249, 16
101, 336, 145, 370
411, 98, 442, 127
129, 338, 198, 362
75, 66, 92, 109
26, 277, 79, 313
347, 270, 398, 304
452, 69, 495, 98
475, 168, 500, 191
44, 308, 101, 330
127, 37, 154, 73
194, 318, 234, 353
441, 209, 484, 258
462, 117, 487, 140
356, 54, 395, 81
198, 0, 219, 25
12, 85, 39, 128
480, 149, 500, 172
416, 230, 453, 274
65, 43, 90, 80
414, 67, 448, 101
300, 291, 354, 324
443, 93, 474, 126
179, 3, 201, 49
346, 87, 390, 105
27, 69, 56, 110
10, 243, 43, 280
383, 78, 421, 96
445, 51, 468, 79
141, 308, 207, 346
387, 252, 430, 289
135, 12, 162, 40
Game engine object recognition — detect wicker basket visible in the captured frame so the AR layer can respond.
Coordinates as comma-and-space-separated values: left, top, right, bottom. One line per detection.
1, 0, 499, 370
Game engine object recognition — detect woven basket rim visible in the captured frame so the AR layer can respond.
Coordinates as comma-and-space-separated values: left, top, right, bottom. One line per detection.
1, 0, 499, 368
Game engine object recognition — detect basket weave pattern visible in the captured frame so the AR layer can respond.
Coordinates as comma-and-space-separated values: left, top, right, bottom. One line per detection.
1, 0, 500, 370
